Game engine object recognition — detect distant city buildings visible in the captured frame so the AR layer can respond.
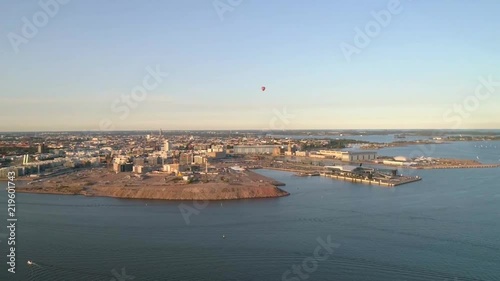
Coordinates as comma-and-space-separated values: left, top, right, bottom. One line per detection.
0, 131, 392, 179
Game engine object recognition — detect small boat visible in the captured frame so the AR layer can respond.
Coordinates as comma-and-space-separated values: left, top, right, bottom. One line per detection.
27, 260, 33, 266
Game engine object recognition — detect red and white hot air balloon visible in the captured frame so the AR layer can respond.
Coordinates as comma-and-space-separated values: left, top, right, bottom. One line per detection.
261, 86, 266, 92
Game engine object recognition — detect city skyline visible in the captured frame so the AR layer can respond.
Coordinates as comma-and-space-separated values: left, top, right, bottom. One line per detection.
1, 0, 499, 131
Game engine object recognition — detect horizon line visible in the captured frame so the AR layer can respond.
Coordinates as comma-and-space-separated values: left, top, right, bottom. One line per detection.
1, 128, 500, 134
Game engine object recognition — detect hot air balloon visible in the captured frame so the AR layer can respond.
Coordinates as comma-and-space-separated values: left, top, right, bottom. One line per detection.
261, 86, 266, 92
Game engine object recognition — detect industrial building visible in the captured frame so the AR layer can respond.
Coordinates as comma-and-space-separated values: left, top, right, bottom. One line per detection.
233, 145, 280, 155
318, 150, 377, 162
341, 151, 377, 161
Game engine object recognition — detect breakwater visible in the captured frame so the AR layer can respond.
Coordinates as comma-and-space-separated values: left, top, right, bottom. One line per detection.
413, 164, 500, 169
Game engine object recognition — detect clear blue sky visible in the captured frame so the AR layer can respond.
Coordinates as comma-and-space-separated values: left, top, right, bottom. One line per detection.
1, 0, 499, 131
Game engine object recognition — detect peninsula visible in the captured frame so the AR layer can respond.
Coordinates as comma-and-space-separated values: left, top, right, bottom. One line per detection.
17, 167, 289, 201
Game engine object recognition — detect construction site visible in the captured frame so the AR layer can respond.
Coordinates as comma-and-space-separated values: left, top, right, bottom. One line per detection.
17, 163, 290, 201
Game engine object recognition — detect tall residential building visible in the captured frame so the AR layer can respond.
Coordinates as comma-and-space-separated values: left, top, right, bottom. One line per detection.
163, 140, 172, 151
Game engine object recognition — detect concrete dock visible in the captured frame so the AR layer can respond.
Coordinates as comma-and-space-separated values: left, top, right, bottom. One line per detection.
259, 167, 421, 187
320, 172, 422, 187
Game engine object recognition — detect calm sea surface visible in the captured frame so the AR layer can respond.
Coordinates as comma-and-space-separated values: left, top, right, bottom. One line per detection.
1, 142, 499, 281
